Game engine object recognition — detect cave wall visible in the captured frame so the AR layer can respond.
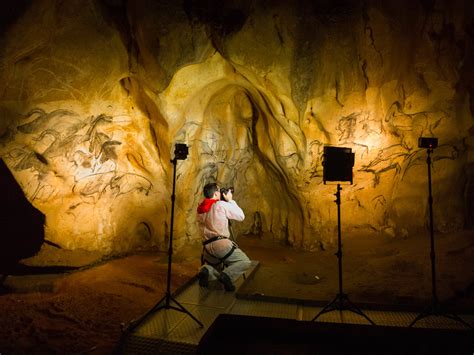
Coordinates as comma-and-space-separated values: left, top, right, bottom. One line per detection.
0, 0, 473, 253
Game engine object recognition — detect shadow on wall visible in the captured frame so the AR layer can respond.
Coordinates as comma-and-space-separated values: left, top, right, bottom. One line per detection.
178, 82, 306, 246
0, 159, 45, 271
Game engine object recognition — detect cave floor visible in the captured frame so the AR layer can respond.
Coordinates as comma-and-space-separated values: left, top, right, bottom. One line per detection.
120, 260, 473, 354
238, 229, 474, 312
0, 229, 473, 353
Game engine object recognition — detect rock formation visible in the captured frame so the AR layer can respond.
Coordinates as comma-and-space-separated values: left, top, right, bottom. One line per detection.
0, 0, 473, 254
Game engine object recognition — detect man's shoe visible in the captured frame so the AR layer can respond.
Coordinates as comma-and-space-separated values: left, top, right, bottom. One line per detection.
218, 273, 235, 292
198, 268, 209, 287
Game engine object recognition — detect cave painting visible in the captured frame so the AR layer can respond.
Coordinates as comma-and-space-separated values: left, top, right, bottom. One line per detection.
0, 0, 472, 253
6, 109, 152, 204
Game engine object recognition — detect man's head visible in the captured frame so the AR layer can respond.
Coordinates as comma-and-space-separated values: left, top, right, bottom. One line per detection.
220, 187, 234, 201
203, 183, 220, 199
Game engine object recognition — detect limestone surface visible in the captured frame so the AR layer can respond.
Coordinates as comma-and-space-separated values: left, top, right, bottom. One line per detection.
0, 0, 473, 253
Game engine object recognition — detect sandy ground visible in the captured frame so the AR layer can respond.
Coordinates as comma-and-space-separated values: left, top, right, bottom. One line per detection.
0, 229, 473, 353
239, 229, 474, 310
0, 250, 200, 354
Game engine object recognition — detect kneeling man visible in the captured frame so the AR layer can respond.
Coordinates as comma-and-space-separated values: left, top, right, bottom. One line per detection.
197, 183, 251, 291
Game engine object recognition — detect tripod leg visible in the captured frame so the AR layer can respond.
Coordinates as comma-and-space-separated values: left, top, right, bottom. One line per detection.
409, 304, 432, 327
313, 185, 375, 326
443, 313, 473, 329
410, 304, 473, 329
124, 294, 169, 334
451, 315, 472, 328
145, 290, 203, 328
312, 294, 375, 325
134, 293, 203, 328
409, 151, 473, 330
343, 298, 376, 325
312, 295, 340, 321
167, 296, 204, 327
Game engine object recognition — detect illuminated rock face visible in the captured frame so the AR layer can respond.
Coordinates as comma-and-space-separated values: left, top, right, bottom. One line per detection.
0, 0, 473, 253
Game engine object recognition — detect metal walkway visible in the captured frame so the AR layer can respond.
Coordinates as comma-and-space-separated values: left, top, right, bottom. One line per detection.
118, 261, 473, 354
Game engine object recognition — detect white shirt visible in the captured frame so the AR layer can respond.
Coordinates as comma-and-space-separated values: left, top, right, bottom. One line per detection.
199, 200, 244, 255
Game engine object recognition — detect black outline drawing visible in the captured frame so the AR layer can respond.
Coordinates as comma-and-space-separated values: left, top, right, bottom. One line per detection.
6, 109, 153, 203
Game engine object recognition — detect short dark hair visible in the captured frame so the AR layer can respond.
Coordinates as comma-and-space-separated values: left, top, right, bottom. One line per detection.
203, 183, 218, 198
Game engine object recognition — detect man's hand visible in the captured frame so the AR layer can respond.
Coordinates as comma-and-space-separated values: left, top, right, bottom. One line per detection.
222, 189, 233, 202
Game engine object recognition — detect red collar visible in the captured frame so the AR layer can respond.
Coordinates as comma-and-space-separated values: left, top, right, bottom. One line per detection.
197, 198, 218, 214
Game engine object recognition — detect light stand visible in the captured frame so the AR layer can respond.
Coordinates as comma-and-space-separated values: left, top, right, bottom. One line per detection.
312, 183, 375, 325
121, 144, 203, 337
409, 146, 471, 329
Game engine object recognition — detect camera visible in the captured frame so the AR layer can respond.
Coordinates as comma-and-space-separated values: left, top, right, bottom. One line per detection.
418, 137, 438, 149
220, 186, 234, 201
323, 146, 355, 184
173, 143, 189, 160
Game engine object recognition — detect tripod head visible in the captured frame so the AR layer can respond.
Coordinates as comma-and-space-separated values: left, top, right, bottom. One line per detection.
418, 137, 437, 165
172, 143, 189, 162
322, 146, 354, 185
418, 137, 438, 151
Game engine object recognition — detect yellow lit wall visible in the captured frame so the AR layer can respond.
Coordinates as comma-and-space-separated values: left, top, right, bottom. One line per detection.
0, 0, 473, 253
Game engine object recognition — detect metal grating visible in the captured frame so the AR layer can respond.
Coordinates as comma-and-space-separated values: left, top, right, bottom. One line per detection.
133, 305, 197, 338
166, 305, 224, 345
408, 314, 474, 330
177, 282, 236, 309
120, 335, 164, 355
154, 340, 197, 355
300, 305, 473, 329
122, 335, 197, 355
118, 260, 473, 354
362, 309, 416, 327
311, 308, 375, 325
175, 261, 259, 309
229, 299, 298, 319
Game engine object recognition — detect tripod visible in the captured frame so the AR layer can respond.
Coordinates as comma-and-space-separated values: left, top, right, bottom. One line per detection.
312, 184, 375, 325
409, 149, 471, 328
123, 158, 203, 335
